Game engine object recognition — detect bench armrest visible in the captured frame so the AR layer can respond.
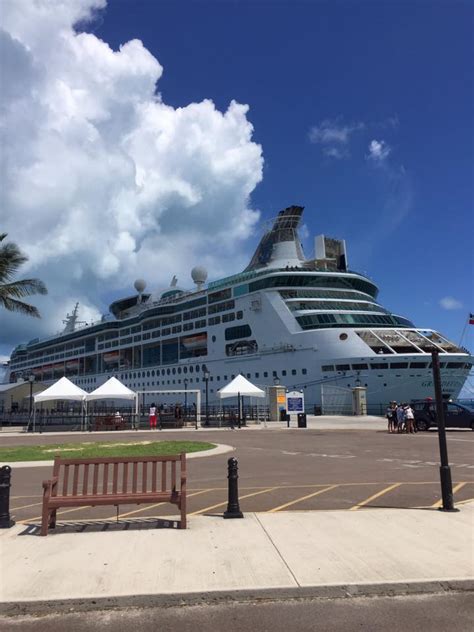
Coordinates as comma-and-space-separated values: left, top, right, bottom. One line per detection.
42, 476, 58, 491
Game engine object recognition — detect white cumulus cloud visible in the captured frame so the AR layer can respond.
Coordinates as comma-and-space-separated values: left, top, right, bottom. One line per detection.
309, 118, 364, 159
0, 0, 263, 353
440, 297, 463, 310
367, 139, 391, 162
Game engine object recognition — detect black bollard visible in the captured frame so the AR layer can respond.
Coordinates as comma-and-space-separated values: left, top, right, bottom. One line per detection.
223, 457, 243, 519
0, 465, 15, 529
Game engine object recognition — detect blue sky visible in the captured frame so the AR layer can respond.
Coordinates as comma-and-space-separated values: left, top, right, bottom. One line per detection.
94, 0, 473, 345
1, 0, 473, 389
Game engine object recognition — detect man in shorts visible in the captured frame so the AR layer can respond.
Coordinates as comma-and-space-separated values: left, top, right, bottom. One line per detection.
149, 402, 157, 429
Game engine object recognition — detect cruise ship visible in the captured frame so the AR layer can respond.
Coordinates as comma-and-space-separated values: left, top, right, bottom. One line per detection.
7, 206, 472, 412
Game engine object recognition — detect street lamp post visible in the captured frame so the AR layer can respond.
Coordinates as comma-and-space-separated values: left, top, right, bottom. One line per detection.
431, 349, 458, 512
27, 374, 35, 433
203, 366, 210, 426
184, 378, 188, 419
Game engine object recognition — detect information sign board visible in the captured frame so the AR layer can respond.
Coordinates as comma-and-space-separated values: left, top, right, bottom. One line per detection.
286, 390, 304, 413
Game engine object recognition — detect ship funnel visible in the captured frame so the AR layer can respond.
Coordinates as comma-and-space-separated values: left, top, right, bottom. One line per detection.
245, 205, 305, 272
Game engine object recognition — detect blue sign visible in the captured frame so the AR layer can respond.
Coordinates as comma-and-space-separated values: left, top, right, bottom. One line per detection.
286, 391, 304, 412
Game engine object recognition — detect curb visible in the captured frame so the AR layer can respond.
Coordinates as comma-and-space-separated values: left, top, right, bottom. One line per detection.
0, 443, 234, 468
1, 579, 473, 617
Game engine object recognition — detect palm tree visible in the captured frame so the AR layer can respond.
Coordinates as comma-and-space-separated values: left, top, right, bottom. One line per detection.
0, 233, 47, 317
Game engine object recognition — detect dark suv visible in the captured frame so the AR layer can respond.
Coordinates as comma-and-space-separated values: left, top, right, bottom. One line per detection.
412, 400, 474, 431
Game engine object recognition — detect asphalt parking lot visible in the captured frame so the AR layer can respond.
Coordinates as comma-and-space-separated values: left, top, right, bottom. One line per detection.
4, 427, 474, 529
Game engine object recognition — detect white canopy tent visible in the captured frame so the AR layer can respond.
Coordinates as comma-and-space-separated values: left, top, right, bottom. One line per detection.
32, 377, 88, 432
34, 376, 88, 403
218, 374, 265, 426
86, 377, 136, 402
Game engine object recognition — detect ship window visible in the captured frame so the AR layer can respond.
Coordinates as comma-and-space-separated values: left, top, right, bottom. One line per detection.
335, 364, 350, 371
209, 288, 232, 303
225, 325, 252, 341
189, 366, 194, 373
131, 326, 141, 334
352, 363, 368, 370
236, 311, 243, 319
410, 362, 428, 369
208, 300, 235, 314
222, 313, 235, 323
370, 363, 388, 369
264, 372, 268, 378
162, 328, 171, 336
255, 373, 259, 379
234, 285, 248, 297
226, 340, 258, 357
195, 319, 206, 328
322, 365, 334, 372
446, 362, 464, 368
178, 367, 182, 374
302, 368, 307, 375
183, 367, 187, 373
212, 335, 216, 342
292, 369, 297, 375
208, 316, 221, 326
282, 370, 287, 376
390, 362, 408, 369
142, 333, 151, 340
172, 326, 182, 334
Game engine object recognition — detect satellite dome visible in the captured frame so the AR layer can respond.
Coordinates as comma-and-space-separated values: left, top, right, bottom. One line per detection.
191, 266, 208, 285
134, 279, 146, 293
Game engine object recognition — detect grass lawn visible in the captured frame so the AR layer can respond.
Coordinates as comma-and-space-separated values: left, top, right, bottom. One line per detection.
0, 440, 216, 462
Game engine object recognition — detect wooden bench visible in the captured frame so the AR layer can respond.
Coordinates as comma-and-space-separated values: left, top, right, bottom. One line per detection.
41, 454, 187, 536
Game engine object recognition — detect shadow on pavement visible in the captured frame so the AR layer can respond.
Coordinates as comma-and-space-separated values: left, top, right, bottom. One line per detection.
18, 517, 181, 536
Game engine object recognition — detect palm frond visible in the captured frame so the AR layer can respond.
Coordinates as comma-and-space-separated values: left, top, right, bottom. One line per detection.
0, 233, 47, 318
0, 242, 29, 282
0, 295, 41, 317
0, 279, 48, 299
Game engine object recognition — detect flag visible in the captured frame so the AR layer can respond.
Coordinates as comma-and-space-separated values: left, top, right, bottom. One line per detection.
470, 313, 474, 325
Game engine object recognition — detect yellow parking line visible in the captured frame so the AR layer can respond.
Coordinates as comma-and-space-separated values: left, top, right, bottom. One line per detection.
189, 487, 276, 516
268, 485, 339, 513
19, 505, 87, 524
454, 497, 474, 506
349, 483, 402, 511
431, 482, 467, 508
11, 501, 42, 511
113, 489, 213, 519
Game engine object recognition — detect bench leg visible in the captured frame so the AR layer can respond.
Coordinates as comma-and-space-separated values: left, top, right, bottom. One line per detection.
41, 504, 50, 536
180, 497, 187, 529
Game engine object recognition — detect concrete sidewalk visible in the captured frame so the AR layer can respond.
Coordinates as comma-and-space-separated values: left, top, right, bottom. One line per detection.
1, 502, 473, 613
0, 414, 386, 437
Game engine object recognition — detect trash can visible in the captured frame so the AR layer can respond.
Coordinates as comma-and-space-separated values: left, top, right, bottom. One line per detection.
279, 408, 287, 421
297, 413, 307, 428
313, 406, 322, 416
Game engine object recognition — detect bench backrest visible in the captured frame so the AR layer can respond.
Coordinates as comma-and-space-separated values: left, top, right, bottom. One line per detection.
51, 454, 186, 498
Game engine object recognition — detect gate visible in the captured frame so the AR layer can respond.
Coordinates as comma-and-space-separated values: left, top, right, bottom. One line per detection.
320, 384, 353, 415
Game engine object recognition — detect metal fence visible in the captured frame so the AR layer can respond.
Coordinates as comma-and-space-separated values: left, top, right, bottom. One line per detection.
0, 404, 271, 432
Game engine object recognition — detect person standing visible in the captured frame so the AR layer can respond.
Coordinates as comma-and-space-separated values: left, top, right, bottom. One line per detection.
149, 402, 157, 430
396, 403, 405, 433
405, 404, 415, 434
386, 401, 396, 433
